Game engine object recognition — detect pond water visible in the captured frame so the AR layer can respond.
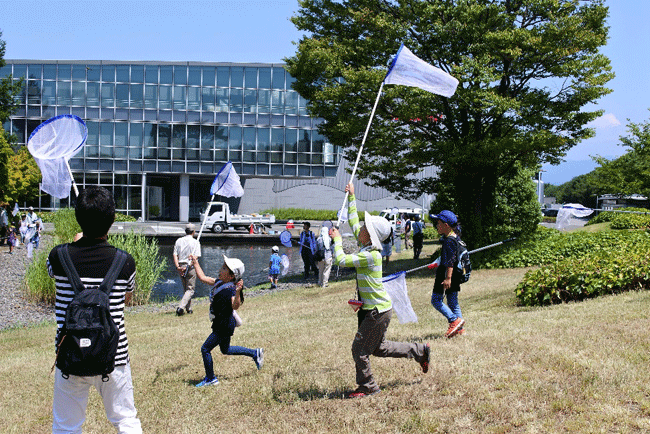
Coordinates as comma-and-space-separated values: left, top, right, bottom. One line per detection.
151, 243, 306, 302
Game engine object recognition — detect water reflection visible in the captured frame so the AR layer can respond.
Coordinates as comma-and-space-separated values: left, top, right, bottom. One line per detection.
152, 243, 305, 302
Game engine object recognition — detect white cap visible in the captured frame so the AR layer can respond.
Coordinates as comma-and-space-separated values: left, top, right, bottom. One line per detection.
364, 212, 392, 250
272, 245, 279, 252
223, 255, 245, 280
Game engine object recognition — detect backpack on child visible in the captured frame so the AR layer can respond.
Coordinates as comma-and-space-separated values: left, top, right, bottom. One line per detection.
314, 235, 326, 262
455, 239, 471, 283
54, 244, 127, 380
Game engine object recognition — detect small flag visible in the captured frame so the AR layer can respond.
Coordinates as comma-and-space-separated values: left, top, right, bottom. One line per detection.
384, 44, 459, 98
210, 162, 244, 197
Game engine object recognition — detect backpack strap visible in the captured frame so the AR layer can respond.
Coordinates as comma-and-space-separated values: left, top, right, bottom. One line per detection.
56, 244, 86, 295
98, 249, 128, 295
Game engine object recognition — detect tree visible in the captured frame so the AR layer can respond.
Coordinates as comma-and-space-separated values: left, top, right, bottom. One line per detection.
286, 0, 613, 245
0, 31, 22, 124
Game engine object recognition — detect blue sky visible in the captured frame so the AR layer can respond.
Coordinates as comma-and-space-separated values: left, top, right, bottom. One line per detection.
1, 0, 647, 185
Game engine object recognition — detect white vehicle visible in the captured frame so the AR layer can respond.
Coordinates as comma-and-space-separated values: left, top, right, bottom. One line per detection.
378, 207, 423, 233
200, 202, 275, 233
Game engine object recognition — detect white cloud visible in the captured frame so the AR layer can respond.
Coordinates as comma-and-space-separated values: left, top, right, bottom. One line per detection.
588, 113, 622, 129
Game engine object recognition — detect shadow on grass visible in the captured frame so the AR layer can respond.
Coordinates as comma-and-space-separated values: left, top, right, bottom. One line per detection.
271, 378, 423, 402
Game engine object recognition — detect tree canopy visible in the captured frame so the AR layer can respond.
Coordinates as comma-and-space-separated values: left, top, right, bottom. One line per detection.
286, 0, 613, 245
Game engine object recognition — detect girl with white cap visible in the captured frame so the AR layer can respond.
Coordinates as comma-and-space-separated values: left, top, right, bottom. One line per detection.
328, 183, 430, 398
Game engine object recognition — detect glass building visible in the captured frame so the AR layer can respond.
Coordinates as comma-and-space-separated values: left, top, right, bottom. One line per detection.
2, 60, 339, 221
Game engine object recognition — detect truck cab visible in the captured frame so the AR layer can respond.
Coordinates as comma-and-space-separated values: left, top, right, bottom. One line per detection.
200, 201, 275, 233
378, 207, 423, 233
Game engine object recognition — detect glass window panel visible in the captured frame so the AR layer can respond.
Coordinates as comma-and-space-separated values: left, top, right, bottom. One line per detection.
229, 126, 241, 150
102, 65, 115, 82
216, 88, 228, 112
130, 83, 143, 108
257, 128, 270, 162
312, 153, 323, 164
243, 127, 255, 151
285, 91, 298, 115
285, 153, 296, 163
202, 67, 215, 86
230, 89, 243, 112
28, 64, 42, 80
116, 83, 129, 107
86, 65, 100, 81
58, 64, 71, 81
286, 73, 297, 89
272, 67, 284, 89
231, 67, 243, 88
244, 89, 256, 113
144, 84, 157, 109
187, 125, 199, 150
298, 130, 311, 153
270, 153, 282, 163
159, 85, 172, 110
160, 66, 172, 84
57, 81, 72, 105
217, 66, 229, 87
43, 64, 57, 80
215, 125, 228, 148
129, 186, 142, 211
201, 87, 214, 111
115, 146, 127, 158
174, 66, 187, 85
71, 82, 85, 105
116, 65, 129, 82
188, 67, 201, 86
173, 85, 185, 110
313, 131, 325, 153
11, 119, 25, 143
15, 82, 26, 104
201, 125, 214, 149
271, 129, 283, 152
259, 68, 271, 89
145, 65, 158, 83
159, 147, 171, 159
172, 124, 186, 149
285, 129, 297, 152
258, 90, 270, 113
114, 185, 127, 209
243, 151, 255, 163
115, 173, 127, 186
99, 173, 112, 185
12, 65, 26, 79
0, 65, 10, 78
129, 174, 142, 185
86, 82, 99, 106
27, 80, 41, 104
115, 123, 128, 147
271, 90, 284, 113
172, 149, 184, 160
187, 87, 200, 110
129, 122, 143, 147
158, 124, 171, 149
100, 122, 113, 146
42, 81, 56, 105
101, 83, 114, 107
131, 65, 144, 83
143, 123, 156, 159
86, 121, 99, 146
245, 68, 257, 88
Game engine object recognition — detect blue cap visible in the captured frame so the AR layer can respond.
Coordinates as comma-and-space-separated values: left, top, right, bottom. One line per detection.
430, 210, 457, 226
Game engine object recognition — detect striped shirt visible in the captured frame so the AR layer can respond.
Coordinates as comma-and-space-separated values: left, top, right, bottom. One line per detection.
333, 194, 392, 313
47, 239, 136, 367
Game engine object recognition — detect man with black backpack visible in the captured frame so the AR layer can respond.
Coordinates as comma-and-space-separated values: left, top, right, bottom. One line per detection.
47, 186, 142, 433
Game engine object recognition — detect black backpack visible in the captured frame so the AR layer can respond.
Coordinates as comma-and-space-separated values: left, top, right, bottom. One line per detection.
54, 244, 127, 380
314, 235, 326, 262
455, 239, 471, 283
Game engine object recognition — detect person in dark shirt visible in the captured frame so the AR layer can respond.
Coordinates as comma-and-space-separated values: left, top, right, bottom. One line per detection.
191, 254, 264, 387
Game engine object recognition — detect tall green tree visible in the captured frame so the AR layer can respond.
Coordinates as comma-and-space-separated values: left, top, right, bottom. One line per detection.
0, 31, 22, 124
286, 0, 613, 245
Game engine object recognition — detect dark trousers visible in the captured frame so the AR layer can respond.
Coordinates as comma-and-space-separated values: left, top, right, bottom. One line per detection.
413, 233, 424, 259
301, 250, 317, 278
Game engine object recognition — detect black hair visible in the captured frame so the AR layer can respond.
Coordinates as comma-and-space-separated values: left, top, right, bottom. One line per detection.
75, 186, 115, 238
185, 228, 194, 235
414, 215, 421, 221
303, 222, 311, 228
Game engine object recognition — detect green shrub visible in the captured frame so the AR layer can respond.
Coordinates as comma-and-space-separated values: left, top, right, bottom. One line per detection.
259, 207, 380, 222
39, 210, 135, 224
23, 245, 56, 304
515, 231, 650, 306
109, 232, 167, 305
586, 207, 650, 229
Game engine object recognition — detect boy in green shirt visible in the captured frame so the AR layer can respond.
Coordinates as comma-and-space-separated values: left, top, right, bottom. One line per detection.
329, 183, 431, 398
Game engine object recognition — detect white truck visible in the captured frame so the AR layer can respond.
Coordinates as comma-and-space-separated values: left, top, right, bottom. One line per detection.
378, 207, 423, 233
199, 202, 275, 233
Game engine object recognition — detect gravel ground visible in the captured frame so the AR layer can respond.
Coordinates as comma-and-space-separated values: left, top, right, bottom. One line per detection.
0, 234, 358, 330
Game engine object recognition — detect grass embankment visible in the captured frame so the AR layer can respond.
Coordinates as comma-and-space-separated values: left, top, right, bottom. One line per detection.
3, 241, 650, 433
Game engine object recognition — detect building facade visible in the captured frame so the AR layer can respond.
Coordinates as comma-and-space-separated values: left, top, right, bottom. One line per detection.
3, 60, 427, 221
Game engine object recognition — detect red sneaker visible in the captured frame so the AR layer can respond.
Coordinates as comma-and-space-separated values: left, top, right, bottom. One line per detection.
445, 318, 465, 338
420, 343, 430, 373
349, 389, 380, 398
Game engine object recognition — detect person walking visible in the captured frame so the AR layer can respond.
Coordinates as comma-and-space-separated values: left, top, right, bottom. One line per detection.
430, 210, 465, 338
412, 215, 425, 259
47, 186, 142, 433
329, 182, 430, 398
173, 223, 201, 316
299, 222, 317, 280
268, 245, 281, 289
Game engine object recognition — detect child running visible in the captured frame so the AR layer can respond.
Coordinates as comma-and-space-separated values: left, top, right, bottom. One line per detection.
268, 245, 281, 289
190, 254, 264, 387
430, 210, 465, 338
329, 182, 430, 398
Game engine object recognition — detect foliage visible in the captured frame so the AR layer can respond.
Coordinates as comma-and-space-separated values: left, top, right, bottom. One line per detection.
0, 126, 11, 200
0, 31, 23, 125
286, 0, 613, 247
544, 183, 560, 198
109, 232, 167, 305
259, 207, 380, 222
23, 245, 56, 304
550, 171, 604, 208
585, 208, 650, 229
5, 146, 41, 204
38, 210, 135, 224
516, 231, 650, 306
51, 208, 82, 242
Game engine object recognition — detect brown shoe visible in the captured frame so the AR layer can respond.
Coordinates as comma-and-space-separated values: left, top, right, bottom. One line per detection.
445, 318, 465, 338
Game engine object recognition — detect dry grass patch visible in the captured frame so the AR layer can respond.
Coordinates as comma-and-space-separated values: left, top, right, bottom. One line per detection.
3, 261, 650, 432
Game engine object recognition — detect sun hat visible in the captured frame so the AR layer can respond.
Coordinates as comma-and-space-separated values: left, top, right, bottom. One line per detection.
185, 223, 196, 232
430, 210, 457, 226
272, 245, 279, 253
223, 255, 245, 280
364, 212, 392, 250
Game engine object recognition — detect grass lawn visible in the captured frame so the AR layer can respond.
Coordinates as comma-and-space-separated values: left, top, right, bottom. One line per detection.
2, 244, 650, 433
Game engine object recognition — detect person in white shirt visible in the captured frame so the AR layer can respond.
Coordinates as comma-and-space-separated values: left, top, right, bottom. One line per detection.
173, 223, 202, 316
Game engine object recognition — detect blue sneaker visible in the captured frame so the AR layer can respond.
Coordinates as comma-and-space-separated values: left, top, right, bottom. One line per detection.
196, 377, 219, 388
254, 348, 264, 370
